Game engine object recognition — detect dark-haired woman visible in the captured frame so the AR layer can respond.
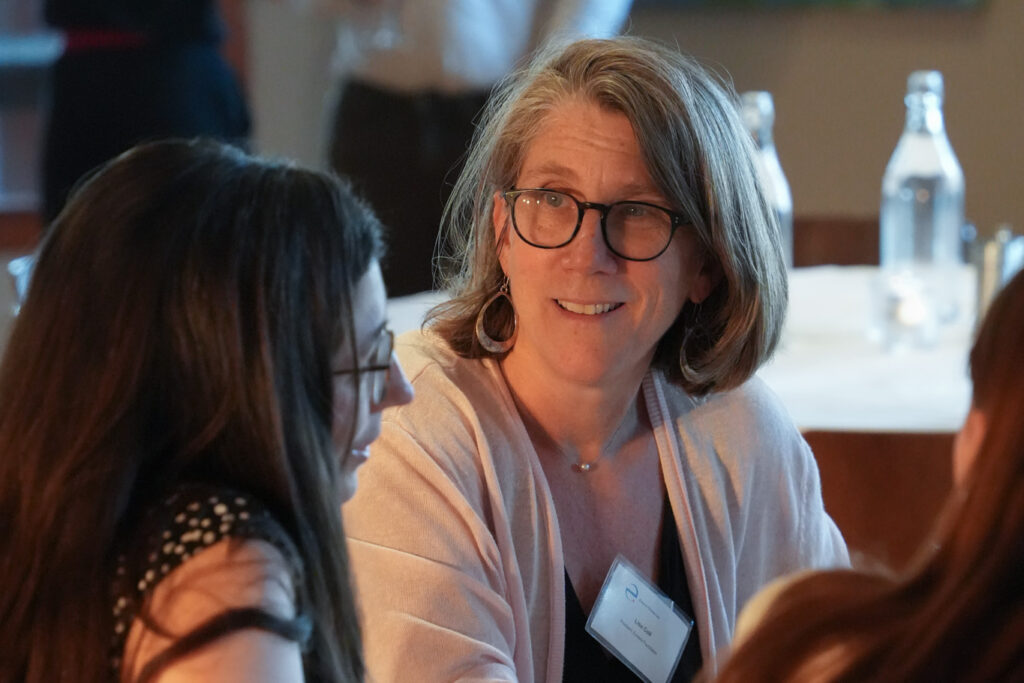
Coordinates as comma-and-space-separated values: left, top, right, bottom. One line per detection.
0, 139, 412, 682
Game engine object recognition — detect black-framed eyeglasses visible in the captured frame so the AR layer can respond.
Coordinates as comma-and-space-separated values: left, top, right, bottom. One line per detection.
334, 328, 394, 404
502, 188, 689, 262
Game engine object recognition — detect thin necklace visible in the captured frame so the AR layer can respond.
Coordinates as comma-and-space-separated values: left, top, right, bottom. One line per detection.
566, 409, 632, 473
498, 361, 641, 474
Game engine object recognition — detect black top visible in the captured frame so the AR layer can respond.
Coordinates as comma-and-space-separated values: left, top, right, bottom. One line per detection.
109, 482, 304, 676
562, 495, 703, 682
45, 0, 223, 44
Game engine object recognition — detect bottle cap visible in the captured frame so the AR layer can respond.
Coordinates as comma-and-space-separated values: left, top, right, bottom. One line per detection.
907, 70, 943, 101
740, 91, 774, 132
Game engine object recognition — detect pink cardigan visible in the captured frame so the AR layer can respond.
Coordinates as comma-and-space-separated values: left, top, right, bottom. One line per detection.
343, 331, 848, 681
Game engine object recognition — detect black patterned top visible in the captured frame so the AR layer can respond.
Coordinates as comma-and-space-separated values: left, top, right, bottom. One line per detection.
109, 483, 304, 677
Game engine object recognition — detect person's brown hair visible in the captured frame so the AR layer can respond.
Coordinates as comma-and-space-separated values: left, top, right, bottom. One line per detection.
711, 268, 1024, 682
428, 36, 786, 395
0, 139, 382, 682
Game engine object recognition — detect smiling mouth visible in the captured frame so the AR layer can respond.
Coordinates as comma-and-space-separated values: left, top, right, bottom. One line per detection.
556, 300, 624, 315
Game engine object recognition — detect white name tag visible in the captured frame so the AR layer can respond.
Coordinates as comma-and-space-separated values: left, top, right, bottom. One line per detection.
585, 555, 693, 683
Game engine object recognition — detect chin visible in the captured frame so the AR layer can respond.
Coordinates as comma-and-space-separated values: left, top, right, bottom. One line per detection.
337, 444, 371, 503
553, 353, 625, 384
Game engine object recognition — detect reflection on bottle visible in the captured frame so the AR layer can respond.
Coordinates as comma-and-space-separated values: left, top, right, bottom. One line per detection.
741, 91, 793, 269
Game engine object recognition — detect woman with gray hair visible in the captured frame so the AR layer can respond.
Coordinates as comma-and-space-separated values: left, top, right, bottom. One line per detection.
343, 36, 848, 682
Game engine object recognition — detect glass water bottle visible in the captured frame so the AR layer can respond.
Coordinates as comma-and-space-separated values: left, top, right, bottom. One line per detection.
876, 70, 965, 350
742, 91, 794, 268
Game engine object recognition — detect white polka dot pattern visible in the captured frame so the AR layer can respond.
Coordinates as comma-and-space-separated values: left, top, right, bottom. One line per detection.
108, 484, 301, 675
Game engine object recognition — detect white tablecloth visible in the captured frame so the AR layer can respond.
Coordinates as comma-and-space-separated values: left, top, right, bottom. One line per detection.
758, 266, 972, 433
386, 266, 974, 434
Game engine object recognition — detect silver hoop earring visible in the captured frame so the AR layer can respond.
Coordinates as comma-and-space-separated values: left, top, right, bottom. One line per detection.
678, 302, 703, 383
475, 278, 518, 354
678, 343, 699, 384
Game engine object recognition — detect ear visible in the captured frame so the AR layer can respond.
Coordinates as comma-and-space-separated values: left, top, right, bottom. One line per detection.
688, 255, 722, 305
492, 191, 511, 272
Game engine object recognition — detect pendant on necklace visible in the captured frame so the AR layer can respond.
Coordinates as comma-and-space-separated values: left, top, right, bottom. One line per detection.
572, 461, 595, 473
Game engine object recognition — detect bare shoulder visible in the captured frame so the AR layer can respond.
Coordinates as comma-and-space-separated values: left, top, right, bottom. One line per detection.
122, 537, 303, 683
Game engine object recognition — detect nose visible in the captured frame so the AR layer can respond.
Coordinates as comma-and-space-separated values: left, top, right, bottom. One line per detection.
376, 354, 414, 411
562, 207, 617, 273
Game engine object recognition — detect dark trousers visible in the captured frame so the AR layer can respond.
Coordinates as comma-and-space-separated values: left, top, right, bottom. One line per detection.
42, 42, 250, 223
330, 80, 489, 297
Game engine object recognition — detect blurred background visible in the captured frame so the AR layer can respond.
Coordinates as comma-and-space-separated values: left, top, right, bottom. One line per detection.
244, 0, 1021, 237
1, 0, 1021, 236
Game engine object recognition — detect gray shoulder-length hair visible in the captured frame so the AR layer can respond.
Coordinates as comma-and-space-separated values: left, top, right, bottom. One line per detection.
427, 36, 787, 396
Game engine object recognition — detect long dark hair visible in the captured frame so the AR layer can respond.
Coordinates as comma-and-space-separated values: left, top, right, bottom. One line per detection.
711, 269, 1024, 682
0, 139, 383, 682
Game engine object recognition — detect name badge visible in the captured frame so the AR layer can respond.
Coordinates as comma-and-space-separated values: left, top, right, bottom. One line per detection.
585, 555, 693, 683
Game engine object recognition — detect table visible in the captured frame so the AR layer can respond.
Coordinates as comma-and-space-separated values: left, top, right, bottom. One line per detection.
764, 265, 973, 569
759, 265, 973, 434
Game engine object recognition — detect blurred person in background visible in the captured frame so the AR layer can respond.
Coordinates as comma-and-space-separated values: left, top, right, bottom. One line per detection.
324, 0, 634, 296
40, 0, 251, 223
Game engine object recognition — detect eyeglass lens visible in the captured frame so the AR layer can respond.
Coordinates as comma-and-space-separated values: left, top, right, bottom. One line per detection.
509, 189, 676, 260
